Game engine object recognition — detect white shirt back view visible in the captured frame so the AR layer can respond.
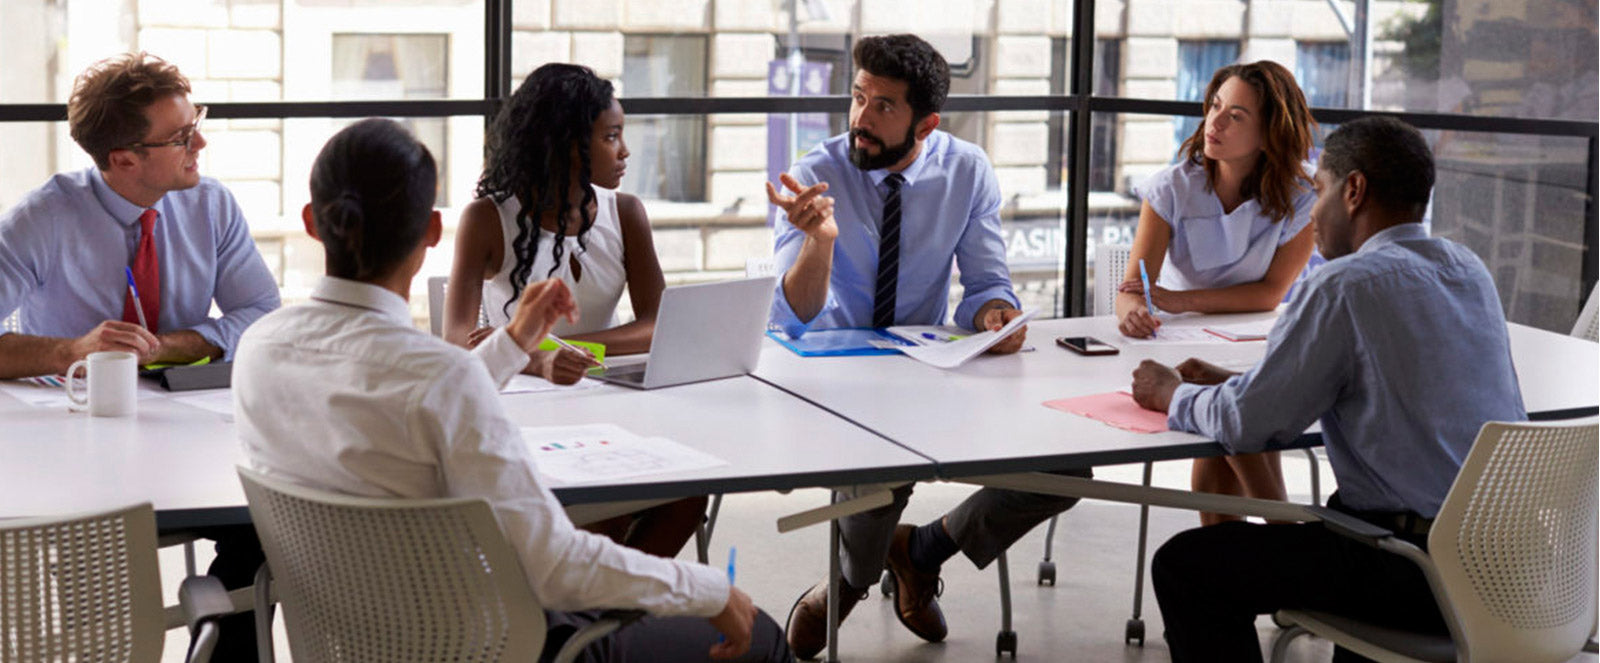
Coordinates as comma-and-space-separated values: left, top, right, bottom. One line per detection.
233, 276, 727, 617
481, 186, 626, 333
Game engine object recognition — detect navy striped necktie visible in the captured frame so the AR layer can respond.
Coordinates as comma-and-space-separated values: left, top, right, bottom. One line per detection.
873, 173, 905, 328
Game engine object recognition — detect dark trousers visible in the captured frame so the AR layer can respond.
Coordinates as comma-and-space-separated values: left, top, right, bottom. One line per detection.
544, 608, 793, 663
1151, 507, 1446, 663
188, 524, 266, 662
834, 468, 1091, 589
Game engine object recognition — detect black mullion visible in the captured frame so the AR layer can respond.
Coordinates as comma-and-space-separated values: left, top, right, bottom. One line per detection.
485, 0, 511, 123
1585, 136, 1598, 311
1064, 0, 1095, 317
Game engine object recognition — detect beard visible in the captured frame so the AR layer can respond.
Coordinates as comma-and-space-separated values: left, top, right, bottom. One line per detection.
847, 124, 917, 171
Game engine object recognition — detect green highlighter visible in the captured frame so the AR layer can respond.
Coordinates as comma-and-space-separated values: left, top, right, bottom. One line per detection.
537, 337, 607, 365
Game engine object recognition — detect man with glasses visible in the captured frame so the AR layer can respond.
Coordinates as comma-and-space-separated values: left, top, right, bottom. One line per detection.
0, 51, 279, 379
0, 52, 278, 658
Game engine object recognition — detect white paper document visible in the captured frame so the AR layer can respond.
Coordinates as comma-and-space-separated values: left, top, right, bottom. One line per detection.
521, 423, 727, 485
0, 377, 166, 410
501, 374, 605, 395
1119, 326, 1231, 345
893, 308, 1039, 369
173, 389, 236, 420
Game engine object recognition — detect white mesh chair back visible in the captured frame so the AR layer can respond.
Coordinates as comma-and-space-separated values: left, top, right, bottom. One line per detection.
427, 276, 488, 338
1428, 419, 1599, 663
1572, 283, 1598, 341
237, 468, 548, 663
0, 502, 164, 663
1094, 244, 1133, 316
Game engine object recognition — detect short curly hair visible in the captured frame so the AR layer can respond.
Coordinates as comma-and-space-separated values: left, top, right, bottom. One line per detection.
853, 34, 950, 119
68, 52, 192, 170
1319, 116, 1435, 219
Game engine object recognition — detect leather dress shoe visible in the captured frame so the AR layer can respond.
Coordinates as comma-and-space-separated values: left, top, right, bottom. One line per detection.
784, 578, 867, 660
885, 523, 948, 642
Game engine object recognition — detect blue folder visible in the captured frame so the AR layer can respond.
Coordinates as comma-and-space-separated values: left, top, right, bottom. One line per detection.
765, 328, 913, 357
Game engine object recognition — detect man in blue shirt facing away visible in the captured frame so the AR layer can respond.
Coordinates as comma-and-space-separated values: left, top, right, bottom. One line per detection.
767, 34, 1087, 658
0, 52, 280, 379
1132, 116, 1526, 662
0, 52, 280, 659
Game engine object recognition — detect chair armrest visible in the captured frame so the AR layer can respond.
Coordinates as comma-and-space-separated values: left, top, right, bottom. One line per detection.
178, 576, 236, 632
1307, 506, 1394, 547
551, 610, 648, 663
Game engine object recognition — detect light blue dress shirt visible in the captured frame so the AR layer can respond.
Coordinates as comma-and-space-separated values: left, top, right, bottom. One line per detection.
1168, 223, 1527, 517
0, 167, 280, 358
1138, 159, 1315, 291
770, 130, 1019, 337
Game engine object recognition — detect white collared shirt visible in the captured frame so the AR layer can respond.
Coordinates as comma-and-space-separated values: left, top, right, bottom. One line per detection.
234, 276, 729, 617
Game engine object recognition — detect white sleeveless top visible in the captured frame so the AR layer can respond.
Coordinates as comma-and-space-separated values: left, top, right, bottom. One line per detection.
481, 187, 626, 336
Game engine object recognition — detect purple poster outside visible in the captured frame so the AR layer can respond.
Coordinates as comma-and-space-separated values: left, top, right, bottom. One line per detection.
766, 59, 833, 226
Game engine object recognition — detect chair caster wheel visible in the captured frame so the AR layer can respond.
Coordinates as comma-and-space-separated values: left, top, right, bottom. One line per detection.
1124, 618, 1144, 645
1036, 561, 1056, 586
996, 630, 1017, 657
879, 571, 894, 597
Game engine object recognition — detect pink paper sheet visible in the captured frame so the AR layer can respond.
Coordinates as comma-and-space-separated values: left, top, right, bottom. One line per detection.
1043, 391, 1170, 434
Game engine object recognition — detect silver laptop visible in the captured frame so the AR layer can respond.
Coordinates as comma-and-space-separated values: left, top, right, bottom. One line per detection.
592, 276, 777, 389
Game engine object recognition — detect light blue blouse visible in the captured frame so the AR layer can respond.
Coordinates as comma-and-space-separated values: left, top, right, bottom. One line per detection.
1137, 159, 1315, 292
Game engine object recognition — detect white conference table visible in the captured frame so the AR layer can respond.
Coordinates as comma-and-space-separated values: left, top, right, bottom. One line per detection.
0, 374, 932, 531
753, 313, 1600, 478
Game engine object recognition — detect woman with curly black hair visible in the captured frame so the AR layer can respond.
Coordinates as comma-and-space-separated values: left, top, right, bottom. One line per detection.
446, 62, 665, 385
446, 63, 705, 559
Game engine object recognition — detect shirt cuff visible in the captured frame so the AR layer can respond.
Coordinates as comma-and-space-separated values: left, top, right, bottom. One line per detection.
681, 564, 733, 618
955, 288, 1020, 331
770, 277, 836, 339
1166, 382, 1208, 433
472, 327, 531, 389
187, 320, 233, 360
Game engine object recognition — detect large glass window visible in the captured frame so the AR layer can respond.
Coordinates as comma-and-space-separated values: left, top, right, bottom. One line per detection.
330, 34, 452, 205
620, 35, 709, 202
1296, 41, 1351, 109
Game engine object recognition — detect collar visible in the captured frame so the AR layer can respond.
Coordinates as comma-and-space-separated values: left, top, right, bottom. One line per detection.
310, 276, 413, 326
1357, 222, 1427, 255
88, 168, 156, 227
866, 130, 941, 189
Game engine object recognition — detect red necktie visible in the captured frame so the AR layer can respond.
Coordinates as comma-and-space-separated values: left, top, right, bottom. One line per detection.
122, 209, 160, 332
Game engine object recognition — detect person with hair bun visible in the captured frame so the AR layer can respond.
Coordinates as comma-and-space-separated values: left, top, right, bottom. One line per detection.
1116, 60, 1319, 525
447, 63, 707, 560
236, 118, 791, 663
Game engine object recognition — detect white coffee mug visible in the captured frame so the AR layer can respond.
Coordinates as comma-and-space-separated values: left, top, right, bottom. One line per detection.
65, 350, 138, 417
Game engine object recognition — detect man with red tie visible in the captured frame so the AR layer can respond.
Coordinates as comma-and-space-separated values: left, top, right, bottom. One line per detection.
0, 52, 279, 659
0, 51, 279, 379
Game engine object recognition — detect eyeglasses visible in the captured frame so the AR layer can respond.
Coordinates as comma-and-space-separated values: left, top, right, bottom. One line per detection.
123, 105, 207, 151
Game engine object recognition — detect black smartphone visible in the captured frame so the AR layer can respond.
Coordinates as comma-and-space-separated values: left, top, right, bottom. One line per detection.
1056, 336, 1120, 356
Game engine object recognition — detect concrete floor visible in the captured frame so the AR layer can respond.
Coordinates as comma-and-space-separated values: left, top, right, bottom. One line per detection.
157, 459, 1598, 662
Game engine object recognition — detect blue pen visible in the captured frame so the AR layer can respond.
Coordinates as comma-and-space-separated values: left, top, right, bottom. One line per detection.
717, 547, 737, 644
124, 266, 150, 331
921, 332, 939, 341
1138, 259, 1157, 338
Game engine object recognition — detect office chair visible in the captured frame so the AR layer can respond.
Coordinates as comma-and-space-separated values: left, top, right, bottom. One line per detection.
238, 467, 640, 663
1271, 418, 1598, 663
0, 502, 232, 662
1572, 283, 1598, 342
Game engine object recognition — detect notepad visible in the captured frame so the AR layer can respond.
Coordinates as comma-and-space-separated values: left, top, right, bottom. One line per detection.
1203, 319, 1275, 342
1043, 391, 1170, 434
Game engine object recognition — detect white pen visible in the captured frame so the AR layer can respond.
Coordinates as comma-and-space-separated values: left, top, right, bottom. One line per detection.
547, 334, 606, 369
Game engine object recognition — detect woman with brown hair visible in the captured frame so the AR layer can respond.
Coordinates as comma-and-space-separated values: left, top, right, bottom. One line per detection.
1116, 60, 1318, 524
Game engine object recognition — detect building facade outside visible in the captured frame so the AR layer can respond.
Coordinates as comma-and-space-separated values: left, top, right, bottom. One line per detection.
0, 0, 1593, 331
